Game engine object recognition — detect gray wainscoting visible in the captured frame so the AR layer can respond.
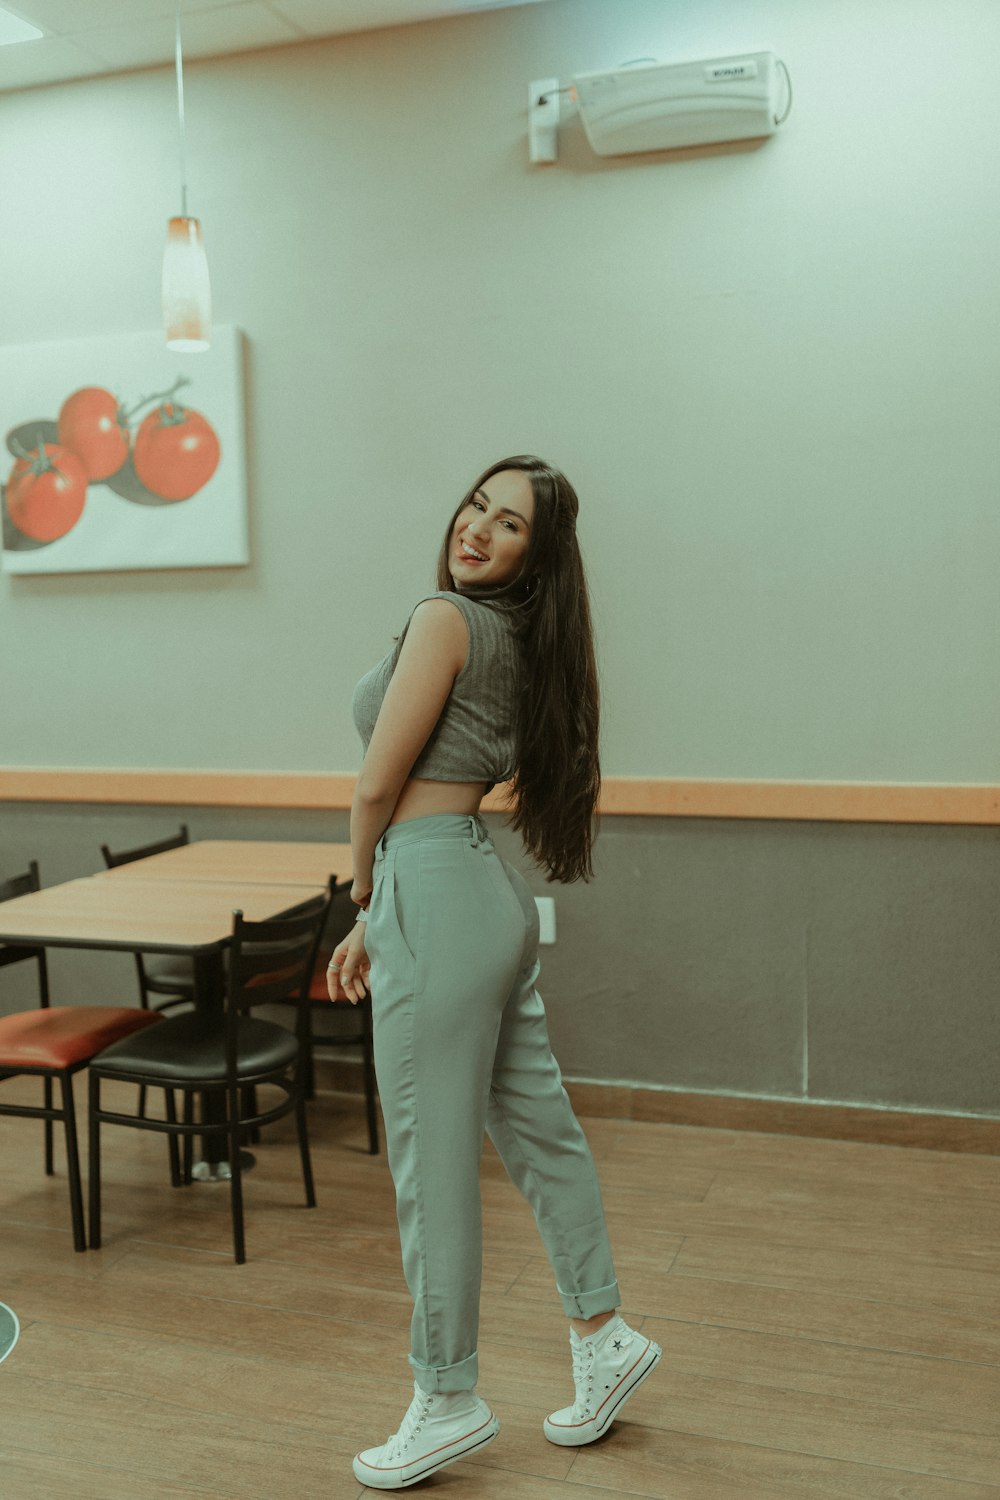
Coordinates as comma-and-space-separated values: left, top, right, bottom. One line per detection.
1, 802, 998, 1120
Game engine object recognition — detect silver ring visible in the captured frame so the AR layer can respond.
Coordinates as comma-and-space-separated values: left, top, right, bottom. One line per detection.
327, 962, 342, 970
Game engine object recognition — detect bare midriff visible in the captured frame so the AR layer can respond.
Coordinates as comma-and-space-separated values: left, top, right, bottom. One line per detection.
388, 776, 489, 826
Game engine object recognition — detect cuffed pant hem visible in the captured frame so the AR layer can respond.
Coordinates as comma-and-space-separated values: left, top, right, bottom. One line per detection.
557, 1279, 622, 1319
409, 1350, 479, 1393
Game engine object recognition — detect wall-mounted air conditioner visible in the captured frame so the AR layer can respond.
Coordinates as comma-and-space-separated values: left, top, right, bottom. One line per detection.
571, 52, 786, 158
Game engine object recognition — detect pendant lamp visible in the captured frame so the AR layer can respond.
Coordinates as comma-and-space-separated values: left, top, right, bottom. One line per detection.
163, 0, 211, 351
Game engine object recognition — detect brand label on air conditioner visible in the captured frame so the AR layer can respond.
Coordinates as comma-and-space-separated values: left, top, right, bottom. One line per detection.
705, 60, 758, 82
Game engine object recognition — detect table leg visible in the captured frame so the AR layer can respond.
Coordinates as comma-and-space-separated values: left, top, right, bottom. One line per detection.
189, 948, 255, 1181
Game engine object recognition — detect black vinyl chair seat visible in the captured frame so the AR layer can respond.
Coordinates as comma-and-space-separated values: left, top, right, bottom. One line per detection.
95, 1013, 299, 1084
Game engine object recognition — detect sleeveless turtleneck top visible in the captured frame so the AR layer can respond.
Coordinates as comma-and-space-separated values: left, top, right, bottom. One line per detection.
351, 590, 519, 789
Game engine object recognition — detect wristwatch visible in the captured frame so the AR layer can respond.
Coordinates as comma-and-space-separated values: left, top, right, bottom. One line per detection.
355, 907, 368, 923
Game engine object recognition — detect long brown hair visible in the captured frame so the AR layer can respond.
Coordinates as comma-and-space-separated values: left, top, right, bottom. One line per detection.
435, 456, 600, 883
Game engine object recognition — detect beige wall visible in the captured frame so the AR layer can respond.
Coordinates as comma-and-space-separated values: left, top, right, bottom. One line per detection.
2, 2, 1000, 1120
1, 0, 998, 784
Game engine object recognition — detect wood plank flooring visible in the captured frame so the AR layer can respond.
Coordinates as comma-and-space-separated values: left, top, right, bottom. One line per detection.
1, 1077, 998, 1499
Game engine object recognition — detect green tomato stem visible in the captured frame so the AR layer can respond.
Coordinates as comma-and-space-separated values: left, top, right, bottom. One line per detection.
122, 375, 190, 423
8, 432, 66, 478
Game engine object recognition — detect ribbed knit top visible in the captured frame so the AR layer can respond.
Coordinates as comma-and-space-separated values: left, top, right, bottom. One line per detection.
352, 591, 519, 788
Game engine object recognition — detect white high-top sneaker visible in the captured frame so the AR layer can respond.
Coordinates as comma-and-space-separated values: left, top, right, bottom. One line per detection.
543, 1314, 661, 1446
352, 1381, 500, 1489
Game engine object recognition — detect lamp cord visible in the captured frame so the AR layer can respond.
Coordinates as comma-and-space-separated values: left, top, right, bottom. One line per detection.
174, 0, 188, 217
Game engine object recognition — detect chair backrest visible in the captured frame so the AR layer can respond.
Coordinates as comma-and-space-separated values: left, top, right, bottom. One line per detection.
227, 879, 335, 1017
0, 861, 49, 1001
100, 823, 190, 869
0, 860, 41, 905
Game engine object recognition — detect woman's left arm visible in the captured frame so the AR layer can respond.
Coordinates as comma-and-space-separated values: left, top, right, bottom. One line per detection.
350, 600, 468, 904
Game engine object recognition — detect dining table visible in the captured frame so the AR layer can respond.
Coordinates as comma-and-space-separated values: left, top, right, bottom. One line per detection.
98, 839, 353, 889
0, 840, 353, 1177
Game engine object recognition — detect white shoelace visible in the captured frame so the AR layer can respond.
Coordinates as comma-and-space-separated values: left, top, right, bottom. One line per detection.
570, 1340, 597, 1415
380, 1388, 434, 1460
570, 1329, 631, 1416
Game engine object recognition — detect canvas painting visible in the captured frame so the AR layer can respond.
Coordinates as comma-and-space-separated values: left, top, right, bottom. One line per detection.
0, 324, 248, 575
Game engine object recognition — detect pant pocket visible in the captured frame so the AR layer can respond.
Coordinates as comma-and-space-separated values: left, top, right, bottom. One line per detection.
367, 856, 417, 983
372, 848, 421, 964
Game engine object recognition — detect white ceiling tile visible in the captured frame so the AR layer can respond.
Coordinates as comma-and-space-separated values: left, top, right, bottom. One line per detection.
73, 3, 303, 70
0, 0, 552, 91
0, 10, 43, 44
182, 3, 306, 55
0, 33, 104, 88
267, 0, 543, 36
5, 0, 227, 35
266, 0, 442, 35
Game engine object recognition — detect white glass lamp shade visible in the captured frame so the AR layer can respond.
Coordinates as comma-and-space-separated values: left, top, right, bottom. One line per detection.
162, 215, 211, 352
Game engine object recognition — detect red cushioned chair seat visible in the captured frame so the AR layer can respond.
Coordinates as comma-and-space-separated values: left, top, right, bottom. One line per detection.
0, 1006, 162, 1070
308, 952, 337, 1002
307, 952, 368, 1004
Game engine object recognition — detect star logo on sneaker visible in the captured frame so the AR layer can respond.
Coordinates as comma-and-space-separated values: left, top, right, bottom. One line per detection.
612, 1339, 623, 1351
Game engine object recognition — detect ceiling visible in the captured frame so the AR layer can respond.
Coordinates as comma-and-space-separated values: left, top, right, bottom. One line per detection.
0, 0, 551, 93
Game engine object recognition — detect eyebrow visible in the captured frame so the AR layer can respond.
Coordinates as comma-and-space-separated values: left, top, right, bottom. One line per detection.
475, 488, 531, 527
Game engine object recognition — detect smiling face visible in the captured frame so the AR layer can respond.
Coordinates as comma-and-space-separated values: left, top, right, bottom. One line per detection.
449, 468, 535, 589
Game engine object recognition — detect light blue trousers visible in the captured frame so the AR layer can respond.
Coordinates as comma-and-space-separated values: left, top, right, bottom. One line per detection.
366, 813, 621, 1394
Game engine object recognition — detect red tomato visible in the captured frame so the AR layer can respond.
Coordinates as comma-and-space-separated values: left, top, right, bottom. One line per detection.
57, 387, 129, 481
5, 442, 88, 541
133, 403, 220, 501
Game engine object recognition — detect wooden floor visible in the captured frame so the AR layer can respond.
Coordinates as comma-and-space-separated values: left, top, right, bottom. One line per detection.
2, 1078, 999, 1500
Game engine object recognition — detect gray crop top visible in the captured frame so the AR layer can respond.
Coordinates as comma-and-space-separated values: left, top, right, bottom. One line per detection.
351, 590, 519, 788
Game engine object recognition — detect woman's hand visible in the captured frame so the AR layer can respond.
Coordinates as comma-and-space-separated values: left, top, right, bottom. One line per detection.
326, 921, 371, 1005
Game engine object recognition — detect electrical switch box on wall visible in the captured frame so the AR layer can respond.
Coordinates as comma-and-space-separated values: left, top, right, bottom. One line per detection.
529, 77, 560, 164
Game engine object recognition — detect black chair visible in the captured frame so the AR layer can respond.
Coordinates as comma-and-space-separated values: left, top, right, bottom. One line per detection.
88, 883, 334, 1264
0, 862, 163, 1251
0, 861, 52, 1168
305, 942, 379, 1155
99, 824, 197, 1016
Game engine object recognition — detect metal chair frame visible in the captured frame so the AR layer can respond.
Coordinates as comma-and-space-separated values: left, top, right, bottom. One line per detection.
88, 884, 333, 1264
0, 861, 54, 1167
0, 1055, 91, 1252
99, 823, 196, 1015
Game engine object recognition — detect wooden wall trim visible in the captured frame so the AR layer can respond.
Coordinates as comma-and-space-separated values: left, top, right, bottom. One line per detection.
561, 1083, 1000, 1155
313, 1057, 1000, 1153
0, 768, 358, 809
1, 767, 999, 823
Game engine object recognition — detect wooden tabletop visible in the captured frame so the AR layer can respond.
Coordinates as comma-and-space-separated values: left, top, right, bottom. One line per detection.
100, 840, 353, 888
0, 876, 327, 954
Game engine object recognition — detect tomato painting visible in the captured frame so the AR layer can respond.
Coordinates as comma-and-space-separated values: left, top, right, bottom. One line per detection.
5, 441, 88, 541
133, 402, 220, 501
57, 386, 129, 481
1, 326, 246, 573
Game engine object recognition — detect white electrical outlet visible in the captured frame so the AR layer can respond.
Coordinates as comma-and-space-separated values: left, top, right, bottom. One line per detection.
535, 896, 556, 944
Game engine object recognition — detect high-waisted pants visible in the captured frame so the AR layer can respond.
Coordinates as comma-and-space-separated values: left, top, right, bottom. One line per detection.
365, 812, 621, 1394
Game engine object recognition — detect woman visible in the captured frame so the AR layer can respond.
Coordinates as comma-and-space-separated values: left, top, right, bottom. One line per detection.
329, 455, 661, 1489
